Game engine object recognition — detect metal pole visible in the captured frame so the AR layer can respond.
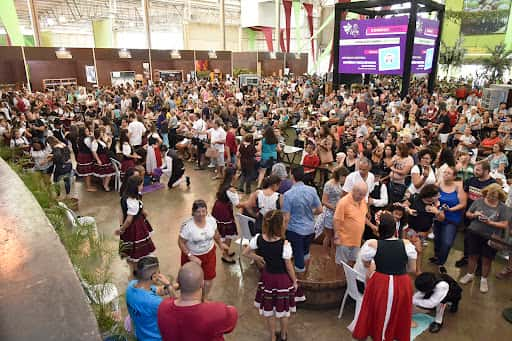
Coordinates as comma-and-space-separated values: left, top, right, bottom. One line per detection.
21, 46, 31, 92
27, 0, 41, 46
92, 47, 99, 86
332, 5, 342, 91
275, 0, 281, 52
220, 0, 226, 50
142, 0, 153, 82
428, 8, 445, 93
401, 0, 418, 98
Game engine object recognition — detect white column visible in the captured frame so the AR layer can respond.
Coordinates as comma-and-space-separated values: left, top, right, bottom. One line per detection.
220, 0, 226, 50
275, 0, 281, 52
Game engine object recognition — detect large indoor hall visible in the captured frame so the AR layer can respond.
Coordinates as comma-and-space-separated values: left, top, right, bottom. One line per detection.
1, 1, 512, 341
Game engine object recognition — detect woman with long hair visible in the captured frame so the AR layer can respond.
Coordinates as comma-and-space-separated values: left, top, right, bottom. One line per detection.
178, 199, 230, 298
119, 128, 141, 176
257, 126, 280, 188
239, 175, 283, 235
115, 175, 156, 273
321, 167, 349, 251
75, 126, 96, 192
212, 168, 240, 264
243, 210, 298, 341
91, 128, 115, 191
352, 212, 417, 341
238, 133, 258, 193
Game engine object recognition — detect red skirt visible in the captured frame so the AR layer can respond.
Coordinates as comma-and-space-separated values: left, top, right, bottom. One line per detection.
153, 146, 162, 168
119, 215, 155, 262
121, 158, 136, 175
254, 270, 297, 318
76, 152, 94, 176
181, 246, 216, 280
353, 272, 413, 341
94, 153, 116, 177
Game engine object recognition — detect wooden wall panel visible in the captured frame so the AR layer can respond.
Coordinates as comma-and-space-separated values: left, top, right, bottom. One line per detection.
24, 47, 94, 90
232, 52, 257, 73
286, 53, 308, 76
151, 50, 195, 80
94, 48, 149, 87
27, 61, 78, 91
0, 46, 25, 86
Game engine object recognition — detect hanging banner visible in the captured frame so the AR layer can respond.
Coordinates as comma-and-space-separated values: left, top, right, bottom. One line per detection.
293, 0, 302, 52
283, 0, 292, 52
0, 0, 24, 46
303, 3, 315, 62
280, 28, 286, 53
246, 28, 256, 51
261, 27, 274, 52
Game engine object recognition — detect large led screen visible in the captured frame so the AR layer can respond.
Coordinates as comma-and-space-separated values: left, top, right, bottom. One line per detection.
338, 17, 439, 75
461, 0, 511, 35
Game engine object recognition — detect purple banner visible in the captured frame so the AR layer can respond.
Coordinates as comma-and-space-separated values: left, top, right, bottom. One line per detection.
338, 16, 439, 75
412, 18, 439, 74
339, 16, 408, 75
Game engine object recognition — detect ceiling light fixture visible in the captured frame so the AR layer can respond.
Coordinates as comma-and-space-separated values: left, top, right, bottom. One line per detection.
58, 16, 66, 24
208, 50, 217, 59
170, 50, 182, 59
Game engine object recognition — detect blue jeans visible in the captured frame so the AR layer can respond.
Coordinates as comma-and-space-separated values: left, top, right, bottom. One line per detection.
161, 133, 169, 148
286, 230, 314, 272
433, 221, 458, 265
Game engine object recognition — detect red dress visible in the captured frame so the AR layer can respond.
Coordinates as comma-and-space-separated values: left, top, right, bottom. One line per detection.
93, 141, 116, 177
353, 239, 413, 341
211, 199, 237, 240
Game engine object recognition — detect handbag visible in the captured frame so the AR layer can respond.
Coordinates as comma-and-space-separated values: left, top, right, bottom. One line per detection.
488, 232, 509, 251
205, 147, 219, 159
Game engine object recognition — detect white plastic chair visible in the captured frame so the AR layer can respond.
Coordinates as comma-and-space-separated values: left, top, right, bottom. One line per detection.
233, 213, 256, 274
110, 158, 122, 192
74, 266, 120, 318
338, 261, 365, 332
58, 201, 98, 238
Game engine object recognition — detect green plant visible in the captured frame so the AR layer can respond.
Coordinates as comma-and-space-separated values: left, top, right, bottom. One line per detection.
0, 146, 125, 337
439, 38, 466, 80
482, 43, 512, 84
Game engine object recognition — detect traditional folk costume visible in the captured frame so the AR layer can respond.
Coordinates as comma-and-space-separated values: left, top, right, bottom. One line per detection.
249, 234, 297, 318
119, 196, 155, 262
353, 239, 417, 341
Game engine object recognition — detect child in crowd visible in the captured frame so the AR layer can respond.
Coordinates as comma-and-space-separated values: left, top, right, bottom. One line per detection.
413, 272, 463, 333
243, 210, 298, 341
302, 142, 320, 186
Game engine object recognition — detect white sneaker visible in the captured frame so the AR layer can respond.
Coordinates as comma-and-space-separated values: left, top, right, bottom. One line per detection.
480, 278, 489, 293
208, 163, 215, 168
459, 273, 474, 285
428, 232, 435, 240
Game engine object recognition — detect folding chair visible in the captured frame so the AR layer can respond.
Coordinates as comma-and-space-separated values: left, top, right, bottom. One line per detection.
338, 261, 365, 332
233, 213, 256, 274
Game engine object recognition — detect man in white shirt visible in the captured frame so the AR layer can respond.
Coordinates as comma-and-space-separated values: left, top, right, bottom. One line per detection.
128, 114, 146, 147
190, 114, 207, 169
210, 119, 227, 179
342, 157, 375, 201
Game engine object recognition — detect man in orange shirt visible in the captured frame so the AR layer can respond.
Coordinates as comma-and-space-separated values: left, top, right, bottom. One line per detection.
333, 181, 368, 266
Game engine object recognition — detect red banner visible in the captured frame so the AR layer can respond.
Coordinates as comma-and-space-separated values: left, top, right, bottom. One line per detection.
303, 2, 314, 62
282, 0, 292, 52
250, 26, 274, 52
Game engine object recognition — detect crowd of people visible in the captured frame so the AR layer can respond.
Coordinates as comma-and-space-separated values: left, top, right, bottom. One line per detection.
1, 73, 511, 341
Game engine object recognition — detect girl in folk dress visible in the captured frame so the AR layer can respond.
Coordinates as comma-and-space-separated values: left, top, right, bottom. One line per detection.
91, 129, 115, 191
115, 175, 156, 273
243, 210, 298, 341
353, 212, 417, 341
212, 168, 239, 264
75, 126, 96, 192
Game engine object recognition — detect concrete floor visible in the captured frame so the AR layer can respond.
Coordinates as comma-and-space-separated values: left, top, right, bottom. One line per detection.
78, 164, 512, 341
